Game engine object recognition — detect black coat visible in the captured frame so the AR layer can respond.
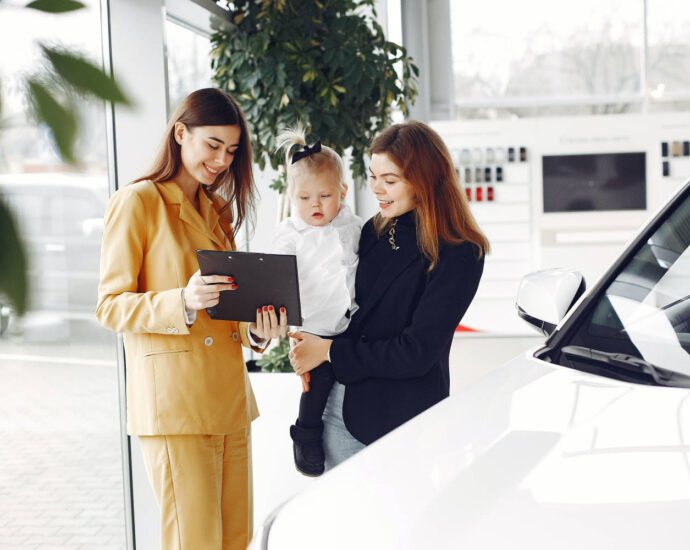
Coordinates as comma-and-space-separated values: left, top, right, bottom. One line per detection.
329, 212, 485, 444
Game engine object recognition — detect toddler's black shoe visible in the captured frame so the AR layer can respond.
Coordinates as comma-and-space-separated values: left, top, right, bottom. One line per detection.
289, 420, 325, 477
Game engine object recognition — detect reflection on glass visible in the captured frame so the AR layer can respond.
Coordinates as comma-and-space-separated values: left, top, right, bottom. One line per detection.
0, 1, 125, 547
568, 192, 690, 374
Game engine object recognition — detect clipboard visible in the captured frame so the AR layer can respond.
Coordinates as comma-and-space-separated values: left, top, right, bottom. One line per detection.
196, 249, 302, 326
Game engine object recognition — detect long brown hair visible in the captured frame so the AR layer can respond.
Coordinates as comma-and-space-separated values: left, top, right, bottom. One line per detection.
370, 121, 489, 270
133, 88, 257, 233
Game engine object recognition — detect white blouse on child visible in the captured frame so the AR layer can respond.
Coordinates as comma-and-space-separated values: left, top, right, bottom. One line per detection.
271, 204, 362, 337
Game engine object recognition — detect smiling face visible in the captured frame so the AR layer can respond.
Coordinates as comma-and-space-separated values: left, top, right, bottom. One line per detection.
292, 168, 347, 227
369, 152, 417, 218
174, 123, 241, 187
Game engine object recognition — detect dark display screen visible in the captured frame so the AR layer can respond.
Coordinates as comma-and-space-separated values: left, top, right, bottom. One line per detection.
542, 152, 646, 213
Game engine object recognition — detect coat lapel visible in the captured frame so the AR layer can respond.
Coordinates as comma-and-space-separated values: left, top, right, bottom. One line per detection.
354, 235, 422, 324
156, 182, 227, 249
199, 191, 231, 249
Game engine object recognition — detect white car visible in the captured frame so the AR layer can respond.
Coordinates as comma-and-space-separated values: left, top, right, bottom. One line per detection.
0, 173, 106, 338
252, 178, 690, 550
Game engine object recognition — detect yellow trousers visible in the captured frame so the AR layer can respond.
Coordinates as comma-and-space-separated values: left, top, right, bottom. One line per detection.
138, 427, 253, 550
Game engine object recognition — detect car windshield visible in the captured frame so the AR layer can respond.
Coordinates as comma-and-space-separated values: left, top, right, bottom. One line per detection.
564, 191, 690, 376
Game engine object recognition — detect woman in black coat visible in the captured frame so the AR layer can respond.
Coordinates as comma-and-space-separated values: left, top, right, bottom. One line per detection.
289, 120, 489, 469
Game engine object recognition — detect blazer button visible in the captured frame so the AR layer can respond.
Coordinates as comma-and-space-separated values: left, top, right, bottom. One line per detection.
232, 331, 239, 342
204, 336, 214, 347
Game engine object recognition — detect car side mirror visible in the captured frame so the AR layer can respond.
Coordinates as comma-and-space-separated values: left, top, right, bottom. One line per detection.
516, 268, 586, 336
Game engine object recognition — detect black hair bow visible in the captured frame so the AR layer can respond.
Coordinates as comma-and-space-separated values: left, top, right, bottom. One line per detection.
291, 140, 322, 164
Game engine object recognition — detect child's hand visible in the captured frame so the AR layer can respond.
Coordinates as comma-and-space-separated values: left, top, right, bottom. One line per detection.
300, 372, 311, 393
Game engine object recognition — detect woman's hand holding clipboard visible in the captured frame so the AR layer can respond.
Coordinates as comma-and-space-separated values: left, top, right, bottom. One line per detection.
251, 304, 288, 340
183, 269, 237, 312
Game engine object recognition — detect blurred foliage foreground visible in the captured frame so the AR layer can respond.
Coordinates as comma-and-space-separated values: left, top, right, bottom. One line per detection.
0, 0, 130, 316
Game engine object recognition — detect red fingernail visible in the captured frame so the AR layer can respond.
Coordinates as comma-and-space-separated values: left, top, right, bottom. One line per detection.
257, 308, 261, 314
280, 307, 285, 313
227, 277, 234, 282
231, 284, 237, 289
263, 306, 268, 311
268, 306, 274, 311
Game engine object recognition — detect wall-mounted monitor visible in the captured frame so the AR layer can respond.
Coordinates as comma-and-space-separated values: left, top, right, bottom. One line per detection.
542, 152, 646, 213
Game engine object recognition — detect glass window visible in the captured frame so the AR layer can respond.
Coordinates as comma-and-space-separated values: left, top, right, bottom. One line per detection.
449, 0, 690, 118
451, 0, 642, 104
0, 186, 47, 237
448, 0, 690, 117
166, 19, 213, 114
0, 1, 126, 546
647, 0, 690, 99
48, 186, 107, 237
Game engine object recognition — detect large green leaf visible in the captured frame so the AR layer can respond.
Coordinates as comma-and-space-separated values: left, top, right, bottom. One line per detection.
26, 0, 85, 12
0, 202, 28, 315
41, 46, 131, 105
28, 79, 78, 163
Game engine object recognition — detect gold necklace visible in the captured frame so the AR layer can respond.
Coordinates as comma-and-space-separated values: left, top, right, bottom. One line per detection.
388, 218, 400, 250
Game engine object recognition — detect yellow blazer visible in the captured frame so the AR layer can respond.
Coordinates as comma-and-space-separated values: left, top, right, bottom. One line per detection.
96, 180, 261, 436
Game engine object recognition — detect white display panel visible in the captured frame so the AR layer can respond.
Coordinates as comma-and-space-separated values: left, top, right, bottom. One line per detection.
433, 112, 690, 335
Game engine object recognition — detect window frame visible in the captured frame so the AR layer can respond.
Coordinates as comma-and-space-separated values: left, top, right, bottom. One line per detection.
449, 0, 690, 117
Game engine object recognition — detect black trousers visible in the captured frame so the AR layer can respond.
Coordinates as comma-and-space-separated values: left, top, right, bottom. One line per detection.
297, 361, 336, 429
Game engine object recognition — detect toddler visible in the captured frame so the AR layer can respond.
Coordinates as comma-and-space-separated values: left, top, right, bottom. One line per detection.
273, 127, 362, 476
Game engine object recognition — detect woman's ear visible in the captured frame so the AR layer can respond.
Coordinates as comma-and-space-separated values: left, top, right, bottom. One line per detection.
173, 122, 186, 146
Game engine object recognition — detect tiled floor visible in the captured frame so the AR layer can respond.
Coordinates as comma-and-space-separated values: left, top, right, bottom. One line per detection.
0, 327, 126, 550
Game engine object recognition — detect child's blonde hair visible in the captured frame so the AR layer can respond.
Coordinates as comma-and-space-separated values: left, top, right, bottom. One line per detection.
276, 126, 346, 197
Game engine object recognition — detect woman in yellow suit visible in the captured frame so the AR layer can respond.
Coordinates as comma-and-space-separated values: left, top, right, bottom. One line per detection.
96, 88, 286, 550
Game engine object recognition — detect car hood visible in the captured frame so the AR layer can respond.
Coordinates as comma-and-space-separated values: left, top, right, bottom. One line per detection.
261, 349, 690, 549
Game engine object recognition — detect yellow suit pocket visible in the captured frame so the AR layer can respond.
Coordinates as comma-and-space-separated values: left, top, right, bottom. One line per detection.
145, 333, 191, 356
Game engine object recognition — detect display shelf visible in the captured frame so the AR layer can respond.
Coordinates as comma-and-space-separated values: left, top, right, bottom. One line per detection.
433, 112, 690, 335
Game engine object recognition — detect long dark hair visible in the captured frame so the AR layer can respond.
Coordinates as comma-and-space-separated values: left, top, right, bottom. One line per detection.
370, 121, 489, 270
133, 88, 256, 233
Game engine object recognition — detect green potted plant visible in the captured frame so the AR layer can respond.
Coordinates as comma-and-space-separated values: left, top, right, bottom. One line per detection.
210, 0, 418, 372
255, 336, 291, 372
